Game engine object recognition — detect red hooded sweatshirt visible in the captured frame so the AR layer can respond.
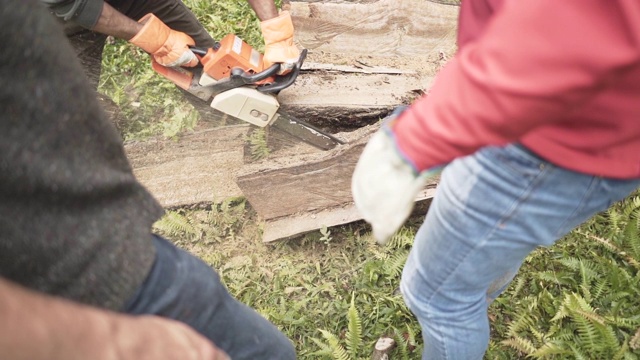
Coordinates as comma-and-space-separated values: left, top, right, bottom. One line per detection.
394, 0, 640, 179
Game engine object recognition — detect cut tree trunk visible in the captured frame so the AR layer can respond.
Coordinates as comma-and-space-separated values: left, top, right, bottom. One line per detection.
125, 0, 458, 241
236, 125, 439, 242
371, 337, 396, 360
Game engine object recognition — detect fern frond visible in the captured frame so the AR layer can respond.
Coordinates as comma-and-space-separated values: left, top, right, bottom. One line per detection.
612, 340, 630, 360
530, 341, 570, 358
597, 322, 622, 355
383, 250, 409, 278
578, 231, 640, 270
319, 329, 350, 360
501, 336, 536, 355
506, 311, 535, 337
535, 270, 565, 285
550, 294, 572, 322
392, 328, 410, 360
530, 327, 547, 344
247, 128, 270, 161
345, 294, 362, 359
386, 227, 415, 249
623, 208, 640, 259
509, 276, 527, 298
405, 323, 417, 347
571, 293, 603, 324
591, 276, 609, 299
558, 257, 582, 272
572, 311, 600, 353
606, 315, 640, 329
153, 211, 198, 238
309, 337, 334, 357
568, 343, 590, 360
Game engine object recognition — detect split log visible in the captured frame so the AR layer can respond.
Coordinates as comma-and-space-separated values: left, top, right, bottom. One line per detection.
236, 125, 439, 242
277, 0, 459, 129
278, 69, 429, 129
285, 0, 459, 59
125, 123, 249, 208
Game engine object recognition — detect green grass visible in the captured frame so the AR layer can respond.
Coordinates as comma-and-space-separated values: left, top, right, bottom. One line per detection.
149, 193, 640, 359
99, 1, 640, 358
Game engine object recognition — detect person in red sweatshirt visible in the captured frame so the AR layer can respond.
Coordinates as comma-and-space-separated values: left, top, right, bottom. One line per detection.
352, 1, 640, 359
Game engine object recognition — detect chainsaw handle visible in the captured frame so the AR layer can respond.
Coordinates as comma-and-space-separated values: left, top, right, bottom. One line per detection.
257, 49, 308, 94
199, 64, 280, 97
188, 43, 220, 57
231, 63, 280, 84
189, 47, 208, 57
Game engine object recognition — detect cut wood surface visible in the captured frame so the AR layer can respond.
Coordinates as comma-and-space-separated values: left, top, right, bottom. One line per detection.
285, 0, 459, 60
371, 336, 396, 360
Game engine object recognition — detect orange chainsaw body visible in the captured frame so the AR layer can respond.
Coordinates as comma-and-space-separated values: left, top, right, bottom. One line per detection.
150, 33, 275, 91
200, 34, 274, 85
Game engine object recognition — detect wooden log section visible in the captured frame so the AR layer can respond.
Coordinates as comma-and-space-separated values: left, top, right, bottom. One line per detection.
285, 0, 459, 59
236, 125, 439, 242
278, 66, 429, 129
125, 123, 249, 208
277, 0, 459, 129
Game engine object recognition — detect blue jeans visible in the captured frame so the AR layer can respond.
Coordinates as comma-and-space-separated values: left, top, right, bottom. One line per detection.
123, 235, 296, 360
400, 144, 640, 360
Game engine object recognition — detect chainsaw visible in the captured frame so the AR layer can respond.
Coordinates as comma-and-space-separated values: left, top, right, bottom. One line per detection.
151, 33, 343, 150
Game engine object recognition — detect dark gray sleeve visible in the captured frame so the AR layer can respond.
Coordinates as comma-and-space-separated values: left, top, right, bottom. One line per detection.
40, 0, 104, 29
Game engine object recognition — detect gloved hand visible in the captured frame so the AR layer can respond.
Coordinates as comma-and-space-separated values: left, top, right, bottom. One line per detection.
352, 108, 441, 245
129, 13, 198, 68
260, 11, 301, 74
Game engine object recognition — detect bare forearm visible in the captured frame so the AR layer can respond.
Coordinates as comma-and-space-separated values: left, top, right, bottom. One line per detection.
247, 0, 279, 21
0, 278, 115, 360
0, 277, 223, 359
92, 2, 142, 40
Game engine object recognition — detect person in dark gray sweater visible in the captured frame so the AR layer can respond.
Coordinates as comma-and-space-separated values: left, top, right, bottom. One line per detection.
0, 1, 295, 359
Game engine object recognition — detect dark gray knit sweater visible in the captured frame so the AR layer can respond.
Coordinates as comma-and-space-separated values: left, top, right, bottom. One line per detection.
0, 0, 164, 310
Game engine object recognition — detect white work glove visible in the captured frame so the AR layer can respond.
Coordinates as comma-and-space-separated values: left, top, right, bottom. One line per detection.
352, 110, 440, 245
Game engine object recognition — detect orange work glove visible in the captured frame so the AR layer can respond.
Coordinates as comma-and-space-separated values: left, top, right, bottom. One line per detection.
129, 13, 198, 68
260, 11, 301, 73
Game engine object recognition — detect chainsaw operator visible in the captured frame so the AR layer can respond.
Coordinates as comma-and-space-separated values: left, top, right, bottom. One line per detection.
40, 0, 300, 122
352, 1, 640, 359
1, 1, 296, 359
